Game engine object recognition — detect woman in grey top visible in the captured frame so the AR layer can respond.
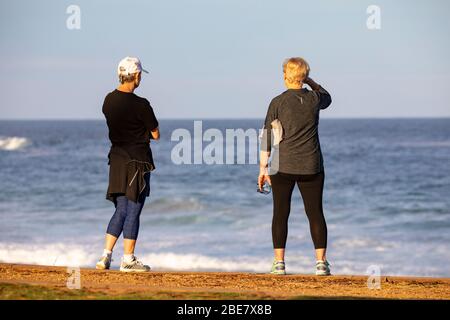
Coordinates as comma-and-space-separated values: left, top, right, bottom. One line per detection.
258, 57, 332, 275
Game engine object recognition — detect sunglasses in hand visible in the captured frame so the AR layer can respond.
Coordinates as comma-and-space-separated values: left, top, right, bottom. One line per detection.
257, 182, 272, 195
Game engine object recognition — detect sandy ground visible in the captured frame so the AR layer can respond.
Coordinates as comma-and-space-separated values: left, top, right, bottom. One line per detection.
0, 263, 449, 300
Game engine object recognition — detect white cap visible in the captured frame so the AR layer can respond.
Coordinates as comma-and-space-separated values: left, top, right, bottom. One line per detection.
117, 56, 149, 76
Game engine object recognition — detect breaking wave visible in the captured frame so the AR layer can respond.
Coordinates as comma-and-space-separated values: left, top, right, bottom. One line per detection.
0, 136, 30, 151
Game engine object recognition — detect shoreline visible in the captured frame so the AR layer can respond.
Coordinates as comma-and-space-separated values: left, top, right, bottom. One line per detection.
1, 263, 449, 300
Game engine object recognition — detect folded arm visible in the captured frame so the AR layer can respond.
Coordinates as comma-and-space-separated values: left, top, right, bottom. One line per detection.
150, 127, 160, 140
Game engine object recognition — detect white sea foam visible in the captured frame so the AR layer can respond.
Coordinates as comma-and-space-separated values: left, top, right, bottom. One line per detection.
0, 242, 445, 276
0, 136, 30, 151
140, 252, 271, 272
0, 243, 308, 273
0, 243, 97, 267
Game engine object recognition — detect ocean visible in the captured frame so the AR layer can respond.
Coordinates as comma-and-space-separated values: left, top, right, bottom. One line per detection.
0, 119, 449, 277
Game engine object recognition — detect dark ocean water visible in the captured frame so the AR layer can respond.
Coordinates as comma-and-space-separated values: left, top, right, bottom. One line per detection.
0, 119, 449, 276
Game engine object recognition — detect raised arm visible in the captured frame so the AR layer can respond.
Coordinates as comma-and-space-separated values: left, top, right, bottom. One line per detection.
304, 77, 332, 110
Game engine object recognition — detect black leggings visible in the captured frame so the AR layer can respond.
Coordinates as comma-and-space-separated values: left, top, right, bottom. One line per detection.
271, 171, 327, 249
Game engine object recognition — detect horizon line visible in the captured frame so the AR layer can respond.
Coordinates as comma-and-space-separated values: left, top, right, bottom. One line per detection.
1, 116, 450, 121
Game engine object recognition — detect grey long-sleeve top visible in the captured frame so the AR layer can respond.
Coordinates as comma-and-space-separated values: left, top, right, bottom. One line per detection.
261, 86, 332, 175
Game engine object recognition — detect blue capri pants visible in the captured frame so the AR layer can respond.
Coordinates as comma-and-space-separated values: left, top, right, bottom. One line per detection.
106, 172, 150, 240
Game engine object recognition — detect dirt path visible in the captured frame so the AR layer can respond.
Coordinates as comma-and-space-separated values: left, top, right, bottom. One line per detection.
1, 263, 449, 299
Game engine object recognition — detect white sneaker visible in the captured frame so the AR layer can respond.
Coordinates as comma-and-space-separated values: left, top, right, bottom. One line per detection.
270, 260, 286, 275
96, 255, 112, 270
315, 260, 331, 276
120, 256, 151, 273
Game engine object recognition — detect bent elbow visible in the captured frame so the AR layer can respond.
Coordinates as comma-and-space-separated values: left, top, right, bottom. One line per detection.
321, 96, 332, 110
151, 128, 160, 140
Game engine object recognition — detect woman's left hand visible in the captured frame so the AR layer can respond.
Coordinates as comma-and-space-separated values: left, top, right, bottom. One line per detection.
258, 167, 271, 191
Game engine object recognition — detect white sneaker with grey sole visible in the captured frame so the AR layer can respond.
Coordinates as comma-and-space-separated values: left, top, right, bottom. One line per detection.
315, 260, 331, 276
96, 255, 112, 270
120, 256, 151, 273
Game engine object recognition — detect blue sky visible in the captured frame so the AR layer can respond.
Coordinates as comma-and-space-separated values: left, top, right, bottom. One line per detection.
0, 0, 449, 119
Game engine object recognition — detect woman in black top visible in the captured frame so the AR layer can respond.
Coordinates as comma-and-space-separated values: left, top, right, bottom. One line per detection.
259, 57, 332, 275
96, 57, 160, 272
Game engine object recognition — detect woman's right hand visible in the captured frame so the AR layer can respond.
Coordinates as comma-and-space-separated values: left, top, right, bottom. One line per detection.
304, 77, 320, 90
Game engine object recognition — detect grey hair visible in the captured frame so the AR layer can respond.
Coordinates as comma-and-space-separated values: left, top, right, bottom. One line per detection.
118, 73, 137, 84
